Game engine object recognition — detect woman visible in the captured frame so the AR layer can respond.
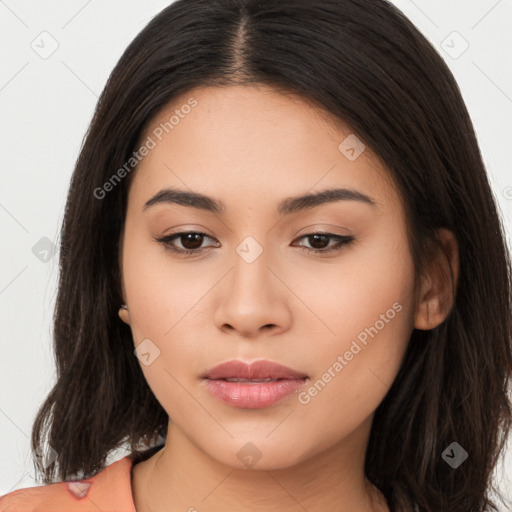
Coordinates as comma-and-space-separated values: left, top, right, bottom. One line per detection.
1, 0, 511, 511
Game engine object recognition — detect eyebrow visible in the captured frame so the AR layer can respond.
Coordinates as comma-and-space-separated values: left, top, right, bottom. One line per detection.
143, 187, 377, 215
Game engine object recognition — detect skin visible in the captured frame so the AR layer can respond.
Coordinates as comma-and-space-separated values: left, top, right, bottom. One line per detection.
119, 84, 459, 512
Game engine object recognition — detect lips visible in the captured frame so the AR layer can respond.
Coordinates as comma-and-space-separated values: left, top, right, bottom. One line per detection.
203, 360, 309, 409
203, 359, 308, 381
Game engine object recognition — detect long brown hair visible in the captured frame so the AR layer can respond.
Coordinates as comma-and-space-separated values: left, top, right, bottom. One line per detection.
30, 1, 512, 510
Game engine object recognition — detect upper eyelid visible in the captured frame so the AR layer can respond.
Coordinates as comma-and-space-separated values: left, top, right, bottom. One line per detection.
160, 230, 349, 240
157, 230, 353, 249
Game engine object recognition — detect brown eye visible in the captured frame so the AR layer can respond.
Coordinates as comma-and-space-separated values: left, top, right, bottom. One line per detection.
306, 234, 330, 250
155, 231, 219, 256
177, 233, 205, 250
294, 233, 355, 254
155, 231, 354, 257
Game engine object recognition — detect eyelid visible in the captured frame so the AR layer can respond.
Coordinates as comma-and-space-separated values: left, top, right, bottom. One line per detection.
293, 232, 354, 254
154, 231, 218, 253
154, 229, 355, 257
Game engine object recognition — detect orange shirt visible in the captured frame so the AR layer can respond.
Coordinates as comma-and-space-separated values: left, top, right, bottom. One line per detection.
0, 454, 137, 511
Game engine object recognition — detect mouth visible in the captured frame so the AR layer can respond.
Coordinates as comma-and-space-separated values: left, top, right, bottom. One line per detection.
221, 378, 285, 382
202, 360, 309, 409
203, 359, 308, 380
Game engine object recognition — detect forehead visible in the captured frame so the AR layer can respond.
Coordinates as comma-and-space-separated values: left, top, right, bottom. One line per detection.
128, 84, 400, 214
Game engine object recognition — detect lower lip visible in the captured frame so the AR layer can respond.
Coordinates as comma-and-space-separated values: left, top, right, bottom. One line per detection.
205, 378, 307, 409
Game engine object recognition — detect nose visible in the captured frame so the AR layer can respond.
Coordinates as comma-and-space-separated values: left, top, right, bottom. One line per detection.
213, 246, 292, 339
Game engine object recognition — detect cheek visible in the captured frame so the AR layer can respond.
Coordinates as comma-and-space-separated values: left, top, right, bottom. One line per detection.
121, 235, 209, 415
289, 224, 415, 353
292, 233, 415, 440
121, 231, 225, 400
122, 228, 210, 338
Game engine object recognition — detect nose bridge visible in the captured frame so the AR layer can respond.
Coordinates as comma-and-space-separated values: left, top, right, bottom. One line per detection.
214, 233, 291, 336
230, 234, 275, 304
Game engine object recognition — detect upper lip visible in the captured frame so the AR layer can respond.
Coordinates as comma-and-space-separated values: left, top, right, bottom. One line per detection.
203, 360, 308, 380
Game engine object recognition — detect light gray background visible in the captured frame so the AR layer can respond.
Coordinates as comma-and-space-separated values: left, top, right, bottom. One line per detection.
1, 0, 511, 507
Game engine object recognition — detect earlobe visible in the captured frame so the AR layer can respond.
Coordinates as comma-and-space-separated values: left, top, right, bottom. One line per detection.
414, 229, 459, 331
118, 304, 131, 325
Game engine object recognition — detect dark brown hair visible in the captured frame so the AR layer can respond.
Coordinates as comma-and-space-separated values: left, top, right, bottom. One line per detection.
30, 0, 512, 510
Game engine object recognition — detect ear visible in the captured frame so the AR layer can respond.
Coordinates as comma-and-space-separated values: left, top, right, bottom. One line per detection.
414, 228, 459, 330
118, 305, 131, 325
117, 229, 131, 325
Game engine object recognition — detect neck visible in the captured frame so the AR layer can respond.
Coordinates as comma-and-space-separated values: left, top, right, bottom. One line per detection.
132, 419, 389, 512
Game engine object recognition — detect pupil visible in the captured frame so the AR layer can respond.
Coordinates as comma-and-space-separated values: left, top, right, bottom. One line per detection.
310, 234, 328, 249
183, 233, 203, 249
179, 234, 330, 251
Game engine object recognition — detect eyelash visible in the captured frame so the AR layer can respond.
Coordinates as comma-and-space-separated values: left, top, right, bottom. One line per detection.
154, 231, 355, 257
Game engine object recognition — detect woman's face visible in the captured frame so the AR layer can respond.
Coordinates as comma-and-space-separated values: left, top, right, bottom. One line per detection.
120, 84, 419, 470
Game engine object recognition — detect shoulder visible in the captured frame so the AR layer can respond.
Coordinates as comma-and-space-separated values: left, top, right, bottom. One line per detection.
0, 454, 136, 512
